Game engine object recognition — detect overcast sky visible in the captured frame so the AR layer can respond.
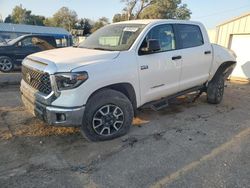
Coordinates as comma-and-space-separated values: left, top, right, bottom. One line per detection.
0, 0, 250, 29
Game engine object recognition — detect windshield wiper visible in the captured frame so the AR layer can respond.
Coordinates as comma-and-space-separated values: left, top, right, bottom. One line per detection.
93, 47, 114, 51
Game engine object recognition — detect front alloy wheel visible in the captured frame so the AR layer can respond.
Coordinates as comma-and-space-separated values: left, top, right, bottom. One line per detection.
92, 104, 124, 136
0, 57, 14, 72
81, 89, 134, 141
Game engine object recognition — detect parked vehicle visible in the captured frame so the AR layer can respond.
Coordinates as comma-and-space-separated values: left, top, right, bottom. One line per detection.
0, 34, 59, 72
20, 20, 236, 141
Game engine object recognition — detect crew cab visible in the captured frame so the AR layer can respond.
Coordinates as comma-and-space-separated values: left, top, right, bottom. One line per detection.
0, 34, 58, 72
20, 20, 236, 141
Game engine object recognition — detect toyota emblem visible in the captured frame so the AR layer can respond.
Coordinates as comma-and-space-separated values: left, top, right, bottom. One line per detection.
26, 73, 31, 83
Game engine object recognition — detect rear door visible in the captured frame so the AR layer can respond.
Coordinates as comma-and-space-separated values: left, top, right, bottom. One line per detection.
175, 24, 212, 91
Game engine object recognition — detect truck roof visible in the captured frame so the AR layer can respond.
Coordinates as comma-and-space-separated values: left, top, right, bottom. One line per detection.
114, 19, 203, 26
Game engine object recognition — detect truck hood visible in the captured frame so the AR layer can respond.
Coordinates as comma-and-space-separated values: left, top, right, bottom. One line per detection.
27, 47, 120, 72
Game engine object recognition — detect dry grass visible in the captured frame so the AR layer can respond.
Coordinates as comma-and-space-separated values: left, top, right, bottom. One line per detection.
0, 120, 79, 140
228, 78, 250, 84
133, 117, 149, 126
14, 123, 80, 137
0, 131, 13, 140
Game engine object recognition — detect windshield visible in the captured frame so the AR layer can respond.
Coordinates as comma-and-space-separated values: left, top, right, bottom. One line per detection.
78, 23, 146, 51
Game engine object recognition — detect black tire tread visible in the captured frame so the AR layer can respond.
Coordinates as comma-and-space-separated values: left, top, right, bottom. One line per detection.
81, 89, 134, 142
207, 73, 224, 104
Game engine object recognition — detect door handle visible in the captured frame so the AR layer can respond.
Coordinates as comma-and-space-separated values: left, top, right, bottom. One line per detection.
140, 65, 148, 70
204, 51, 211, 55
172, 56, 182, 60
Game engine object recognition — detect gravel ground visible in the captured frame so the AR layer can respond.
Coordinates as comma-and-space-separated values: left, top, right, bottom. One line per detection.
0, 81, 249, 188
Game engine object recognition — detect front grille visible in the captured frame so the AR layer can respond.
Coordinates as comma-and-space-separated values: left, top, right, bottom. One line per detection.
22, 65, 52, 95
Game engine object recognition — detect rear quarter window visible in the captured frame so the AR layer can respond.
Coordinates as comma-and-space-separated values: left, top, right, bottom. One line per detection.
176, 24, 204, 49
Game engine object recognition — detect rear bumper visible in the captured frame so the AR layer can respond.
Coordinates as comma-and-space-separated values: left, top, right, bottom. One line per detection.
21, 80, 84, 127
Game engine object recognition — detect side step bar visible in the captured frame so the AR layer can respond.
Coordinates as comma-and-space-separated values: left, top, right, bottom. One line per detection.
142, 85, 206, 111
151, 100, 169, 111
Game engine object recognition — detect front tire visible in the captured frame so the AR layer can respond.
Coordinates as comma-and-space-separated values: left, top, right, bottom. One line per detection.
207, 74, 225, 104
81, 89, 134, 141
0, 56, 14, 72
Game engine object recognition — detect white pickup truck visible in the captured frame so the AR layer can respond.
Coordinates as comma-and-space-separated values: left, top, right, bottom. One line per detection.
20, 20, 236, 141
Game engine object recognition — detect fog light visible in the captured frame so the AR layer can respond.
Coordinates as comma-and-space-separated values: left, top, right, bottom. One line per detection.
56, 113, 66, 122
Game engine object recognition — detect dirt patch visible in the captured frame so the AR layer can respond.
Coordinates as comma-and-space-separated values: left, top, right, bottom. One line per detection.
0, 107, 79, 140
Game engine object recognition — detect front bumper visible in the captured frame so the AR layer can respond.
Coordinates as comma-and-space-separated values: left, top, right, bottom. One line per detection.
20, 80, 84, 127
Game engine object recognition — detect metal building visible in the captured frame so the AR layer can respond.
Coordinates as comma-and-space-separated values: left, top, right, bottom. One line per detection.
0, 23, 72, 47
208, 12, 250, 80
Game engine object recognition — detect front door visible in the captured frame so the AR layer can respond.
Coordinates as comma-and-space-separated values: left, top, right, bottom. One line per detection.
137, 24, 182, 105
14, 36, 41, 63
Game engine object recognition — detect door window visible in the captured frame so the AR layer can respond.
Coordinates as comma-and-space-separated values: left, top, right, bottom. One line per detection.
20, 37, 34, 47
31, 37, 55, 50
176, 24, 204, 49
19, 37, 55, 50
140, 24, 176, 53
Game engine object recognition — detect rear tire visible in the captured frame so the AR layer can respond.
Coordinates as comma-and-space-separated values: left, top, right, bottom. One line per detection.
0, 56, 14, 72
207, 74, 225, 104
81, 89, 134, 142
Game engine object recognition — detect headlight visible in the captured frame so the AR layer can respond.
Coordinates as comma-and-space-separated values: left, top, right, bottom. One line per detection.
55, 71, 88, 90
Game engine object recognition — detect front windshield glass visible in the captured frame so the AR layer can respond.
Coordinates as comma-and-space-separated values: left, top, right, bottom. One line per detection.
78, 23, 146, 51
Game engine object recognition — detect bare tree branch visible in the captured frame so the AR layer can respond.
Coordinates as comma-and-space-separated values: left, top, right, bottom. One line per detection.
135, 0, 154, 19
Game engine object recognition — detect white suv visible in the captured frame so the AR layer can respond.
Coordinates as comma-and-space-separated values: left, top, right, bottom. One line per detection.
21, 20, 236, 141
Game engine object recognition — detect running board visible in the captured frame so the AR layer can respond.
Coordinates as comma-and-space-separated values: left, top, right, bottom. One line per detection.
151, 100, 169, 111
141, 85, 206, 111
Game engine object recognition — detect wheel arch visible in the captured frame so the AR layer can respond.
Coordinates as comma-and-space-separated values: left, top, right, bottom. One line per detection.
210, 61, 236, 82
86, 82, 137, 116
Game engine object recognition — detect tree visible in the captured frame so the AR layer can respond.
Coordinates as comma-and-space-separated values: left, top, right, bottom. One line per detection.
4, 5, 45, 25
115, 0, 191, 21
140, 0, 191, 20
27, 15, 45, 26
52, 7, 78, 31
11, 5, 31, 24
76, 18, 92, 35
120, 0, 154, 20
43, 17, 55, 27
112, 13, 128, 23
91, 17, 109, 33
4, 15, 12, 23
174, 3, 191, 20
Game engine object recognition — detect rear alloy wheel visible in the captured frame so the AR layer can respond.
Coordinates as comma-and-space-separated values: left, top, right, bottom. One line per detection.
0, 56, 14, 72
81, 89, 134, 141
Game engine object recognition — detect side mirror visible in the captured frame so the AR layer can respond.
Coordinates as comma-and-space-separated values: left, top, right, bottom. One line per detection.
140, 39, 161, 55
